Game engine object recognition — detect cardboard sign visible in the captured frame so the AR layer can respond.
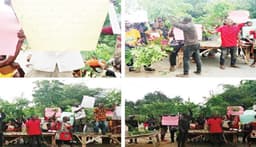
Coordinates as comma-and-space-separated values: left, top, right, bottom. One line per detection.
61, 112, 75, 125
0, 3, 20, 55
45, 108, 62, 118
161, 116, 179, 126
228, 10, 250, 23
114, 106, 121, 117
81, 95, 95, 108
242, 26, 256, 38
125, 10, 148, 23
72, 106, 86, 120
12, 0, 109, 51
173, 24, 202, 41
227, 106, 244, 116
106, 111, 114, 117
108, 3, 121, 34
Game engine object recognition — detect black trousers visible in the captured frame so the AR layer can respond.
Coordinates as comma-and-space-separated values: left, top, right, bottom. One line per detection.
220, 46, 237, 66
169, 44, 184, 66
29, 135, 41, 147
0, 133, 3, 147
177, 131, 188, 147
209, 133, 223, 146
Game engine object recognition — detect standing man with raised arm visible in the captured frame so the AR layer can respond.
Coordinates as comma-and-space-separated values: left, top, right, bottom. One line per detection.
208, 18, 251, 69
170, 16, 202, 77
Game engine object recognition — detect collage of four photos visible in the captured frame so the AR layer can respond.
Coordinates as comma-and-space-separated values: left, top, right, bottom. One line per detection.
1, 0, 256, 147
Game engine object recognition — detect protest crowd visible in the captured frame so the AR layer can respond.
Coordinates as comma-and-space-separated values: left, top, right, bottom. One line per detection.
126, 106, 256, 147
0, 102, 121, 147
125, 12, 256, 77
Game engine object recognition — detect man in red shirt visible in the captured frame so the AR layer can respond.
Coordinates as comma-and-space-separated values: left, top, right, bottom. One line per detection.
26, 115, 42, 147
207, 115, 223, 146
210, 19, 250, 69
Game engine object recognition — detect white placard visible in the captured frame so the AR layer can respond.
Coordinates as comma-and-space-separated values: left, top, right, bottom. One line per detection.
0, 2, 20, 55
12, 0, 109, 51
115, 106, 121, 117
81, 95, 96, 108
109, 3, 121, 34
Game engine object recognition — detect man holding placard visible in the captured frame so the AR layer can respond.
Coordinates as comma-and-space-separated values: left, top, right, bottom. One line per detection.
9, 0, 110, 77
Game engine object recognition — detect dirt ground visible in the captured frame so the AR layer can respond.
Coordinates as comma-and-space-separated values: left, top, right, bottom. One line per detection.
6, 144, 120, 147
126, 137, 250, 147
125, 53, 256, 78
126, 142, 249, 147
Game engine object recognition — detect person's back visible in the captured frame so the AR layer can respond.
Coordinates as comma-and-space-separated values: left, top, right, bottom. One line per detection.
173, 18, 198, 46
179, 116, 190, 133
26, 118, 41, 135
182, 22, 198, 45
207, 117, 222, 133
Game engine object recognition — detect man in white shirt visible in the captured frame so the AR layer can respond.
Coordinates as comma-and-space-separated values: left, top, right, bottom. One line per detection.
26, 51, 84, 77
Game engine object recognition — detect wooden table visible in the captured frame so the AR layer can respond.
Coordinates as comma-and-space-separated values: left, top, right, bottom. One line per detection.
188, 129, 238, 144
238, 41, 252, 64
199, 41, 221, 55
125, 131, 160, 147
73, 132, 121, 147
3, 132, 56, 147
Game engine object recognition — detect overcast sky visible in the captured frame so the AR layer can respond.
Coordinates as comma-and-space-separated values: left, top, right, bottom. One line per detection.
0, 79, 121, 102
123, 78, 248, 104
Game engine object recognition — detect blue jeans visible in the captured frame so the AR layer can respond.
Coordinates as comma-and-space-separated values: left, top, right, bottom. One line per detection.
183, 44, 202, 74
94, 121, 107, 135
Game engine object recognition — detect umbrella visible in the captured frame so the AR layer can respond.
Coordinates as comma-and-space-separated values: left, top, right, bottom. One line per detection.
0, 2, 20, 56
240, 110, 256, 124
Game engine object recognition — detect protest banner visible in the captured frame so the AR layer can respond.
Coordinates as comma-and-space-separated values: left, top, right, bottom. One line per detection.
228, 10, 249, 23
45, 107, 62, 118
161, 116, 179, 126
227, 106, 244, 116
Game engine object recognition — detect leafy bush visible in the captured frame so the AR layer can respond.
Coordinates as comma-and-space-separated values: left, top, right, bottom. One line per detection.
131, 45, 168, 69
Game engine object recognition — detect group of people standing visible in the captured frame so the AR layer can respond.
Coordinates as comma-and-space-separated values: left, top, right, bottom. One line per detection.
126, 109, 256, 147
0, 103, 120, 147
125, 15, 256, 77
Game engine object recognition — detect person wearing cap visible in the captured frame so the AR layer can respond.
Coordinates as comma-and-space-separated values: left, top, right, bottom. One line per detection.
0, 109, 6, 147
170, 16, 202, 77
